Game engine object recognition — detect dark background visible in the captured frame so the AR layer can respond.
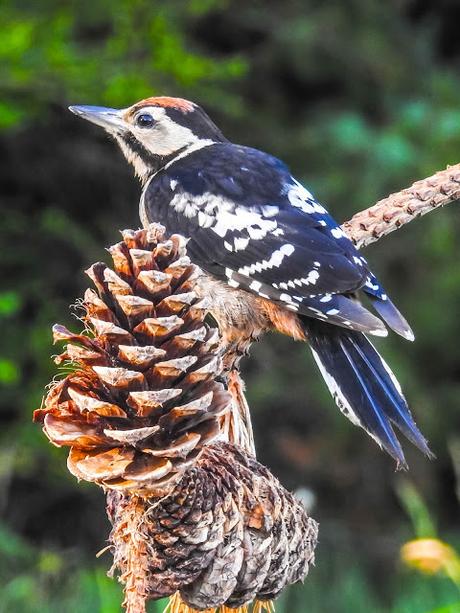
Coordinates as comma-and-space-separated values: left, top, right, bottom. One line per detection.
1, 1, 460, 611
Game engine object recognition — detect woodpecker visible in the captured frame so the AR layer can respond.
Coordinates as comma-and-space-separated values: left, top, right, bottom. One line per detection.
69, 96, 432, 467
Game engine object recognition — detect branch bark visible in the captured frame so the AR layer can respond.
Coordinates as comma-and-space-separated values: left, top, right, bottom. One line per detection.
342, 163, 460, 248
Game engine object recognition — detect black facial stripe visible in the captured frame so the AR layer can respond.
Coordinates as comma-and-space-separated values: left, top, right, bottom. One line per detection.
121, 132, 187, 174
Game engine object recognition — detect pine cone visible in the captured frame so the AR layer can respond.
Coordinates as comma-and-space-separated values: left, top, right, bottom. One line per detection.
34, 225, 231, 496
108, 442, 318, 611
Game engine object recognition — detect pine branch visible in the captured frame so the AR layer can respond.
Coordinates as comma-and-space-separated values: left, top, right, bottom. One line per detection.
342, 163, 460, 248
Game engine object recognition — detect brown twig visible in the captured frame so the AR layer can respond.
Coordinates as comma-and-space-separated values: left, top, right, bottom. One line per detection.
108, 495, 150, 613
342, 163, 460, 248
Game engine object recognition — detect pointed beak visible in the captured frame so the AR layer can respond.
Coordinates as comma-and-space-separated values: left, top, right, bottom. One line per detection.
68, 105, 126, 132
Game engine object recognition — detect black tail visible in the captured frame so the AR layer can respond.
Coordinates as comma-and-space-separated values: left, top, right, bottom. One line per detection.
303, 318, 433, 467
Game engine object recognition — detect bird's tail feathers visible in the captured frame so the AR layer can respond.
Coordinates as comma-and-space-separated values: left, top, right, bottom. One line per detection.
368, 294, 415, 341
303, 318, 432, 467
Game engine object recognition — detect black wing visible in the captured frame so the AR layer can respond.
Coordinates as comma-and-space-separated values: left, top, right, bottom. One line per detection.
142, 143, 411, 337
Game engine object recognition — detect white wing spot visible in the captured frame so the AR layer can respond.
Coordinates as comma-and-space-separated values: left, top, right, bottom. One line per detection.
198, 211, 212, 228
238, 244, 295, 276
247, 225, 269, 240
365, 277, 380, 291
209, 200, 277, 239
313, 203, 327, 214
371, 328, 388, 337
331, 227, 345, 239
287, 181, 317, 214
300, 270, 320, 286
261, 205, 280, 218
281, 243, 295, 256
234, 236, 250, 251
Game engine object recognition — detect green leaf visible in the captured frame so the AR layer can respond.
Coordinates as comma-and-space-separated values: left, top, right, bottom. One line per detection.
396, 480, 438, 539
0, 359, 19, 384
0, 291, 21, 317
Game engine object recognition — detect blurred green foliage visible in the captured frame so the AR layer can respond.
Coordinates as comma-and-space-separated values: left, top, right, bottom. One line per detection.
0, 0, 245, 127
1, 0, 460, 611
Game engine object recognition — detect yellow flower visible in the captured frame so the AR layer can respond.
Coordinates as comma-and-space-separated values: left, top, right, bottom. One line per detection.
401, 538, 460, 583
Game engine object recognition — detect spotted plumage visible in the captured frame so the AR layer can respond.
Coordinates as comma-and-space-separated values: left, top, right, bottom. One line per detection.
140, 142, 413, 339
69, 96, 432, 466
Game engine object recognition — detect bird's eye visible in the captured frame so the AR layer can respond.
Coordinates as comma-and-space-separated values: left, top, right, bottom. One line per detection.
136, 113, 155, 128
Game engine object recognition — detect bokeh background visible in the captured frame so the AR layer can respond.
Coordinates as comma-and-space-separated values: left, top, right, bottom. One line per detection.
1, 1, 460, 611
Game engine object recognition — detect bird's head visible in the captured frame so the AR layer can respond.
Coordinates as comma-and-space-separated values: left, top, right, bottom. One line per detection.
69, 96, 226, 183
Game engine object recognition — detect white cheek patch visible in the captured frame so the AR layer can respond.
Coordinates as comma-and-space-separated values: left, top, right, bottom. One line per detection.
130, 106, 201, 157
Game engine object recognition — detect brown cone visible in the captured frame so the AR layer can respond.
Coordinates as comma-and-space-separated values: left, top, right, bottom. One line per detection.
34, 225, 231, 496
108, 442, 318, 611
